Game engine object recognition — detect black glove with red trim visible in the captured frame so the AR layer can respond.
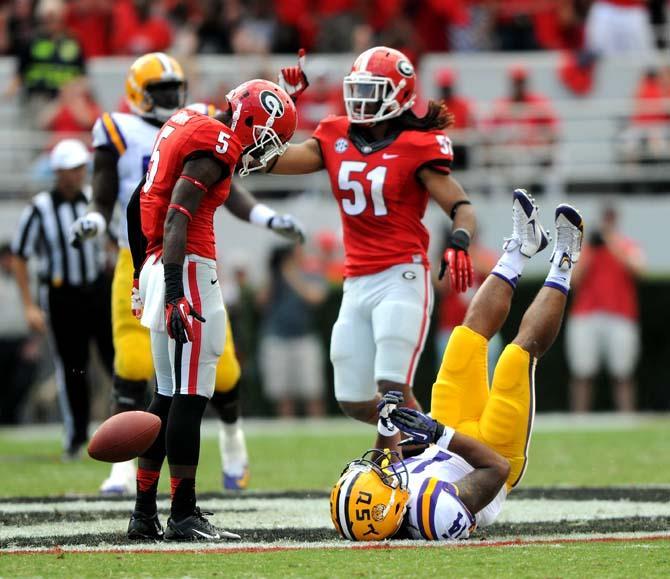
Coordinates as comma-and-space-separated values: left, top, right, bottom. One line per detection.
164, 263, 205, 344
278, 48, 309, 102
439, 228, 474, 293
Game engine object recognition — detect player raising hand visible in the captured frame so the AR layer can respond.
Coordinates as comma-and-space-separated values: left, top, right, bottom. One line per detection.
273, 47, 477, 450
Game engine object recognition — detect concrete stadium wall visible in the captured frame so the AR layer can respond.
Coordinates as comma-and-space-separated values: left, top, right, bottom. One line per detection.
1, 193, 667, 275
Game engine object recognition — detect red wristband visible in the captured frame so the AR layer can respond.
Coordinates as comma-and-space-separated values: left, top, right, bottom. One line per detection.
168, 203, 193, 221
178, 174, 208, 193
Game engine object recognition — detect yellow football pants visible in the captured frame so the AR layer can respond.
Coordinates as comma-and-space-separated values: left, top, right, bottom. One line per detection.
430, 325, 536, 491
112, 248, 241, 392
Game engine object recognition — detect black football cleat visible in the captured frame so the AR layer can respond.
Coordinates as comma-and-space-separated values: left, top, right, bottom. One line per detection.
127, 511, 164, 541
164, 507, 241, 541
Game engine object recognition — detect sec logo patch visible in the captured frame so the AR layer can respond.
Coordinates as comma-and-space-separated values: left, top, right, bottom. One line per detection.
335, 138, 349, 153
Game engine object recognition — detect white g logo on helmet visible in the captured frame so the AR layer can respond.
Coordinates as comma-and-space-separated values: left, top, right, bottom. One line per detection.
397, 60, 414, 78
259, 90, 285, 117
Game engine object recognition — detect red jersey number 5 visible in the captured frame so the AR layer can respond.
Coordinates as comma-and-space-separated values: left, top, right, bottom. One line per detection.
143, 125, 175, 193
338, 161, 388, 217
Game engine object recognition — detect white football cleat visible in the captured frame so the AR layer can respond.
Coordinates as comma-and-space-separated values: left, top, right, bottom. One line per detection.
100, 460, 136, 496
219, 422, 249, 491
550, 204, 584, 271
503, 189, 550, 258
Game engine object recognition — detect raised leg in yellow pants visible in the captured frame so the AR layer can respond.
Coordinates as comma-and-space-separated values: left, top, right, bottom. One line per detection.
431, 325, 536, 492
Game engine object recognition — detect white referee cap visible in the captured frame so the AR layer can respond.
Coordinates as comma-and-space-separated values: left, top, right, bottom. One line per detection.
50, 139, 91, 171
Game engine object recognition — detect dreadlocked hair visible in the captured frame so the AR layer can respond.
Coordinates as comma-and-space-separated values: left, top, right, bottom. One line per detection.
393, 100, 454, 131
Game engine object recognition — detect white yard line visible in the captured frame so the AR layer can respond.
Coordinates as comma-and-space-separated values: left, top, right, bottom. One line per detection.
2, 498, 670, 542
3, 531, 670, 554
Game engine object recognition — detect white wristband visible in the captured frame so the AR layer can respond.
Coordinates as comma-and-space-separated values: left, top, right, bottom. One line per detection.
377, 418, 397, 437
87, 211, 107, 236
249, 204, 276, 228
435, 425, 456, 450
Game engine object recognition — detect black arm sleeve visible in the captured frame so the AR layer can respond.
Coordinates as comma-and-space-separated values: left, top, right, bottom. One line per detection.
127, 179, 147, 278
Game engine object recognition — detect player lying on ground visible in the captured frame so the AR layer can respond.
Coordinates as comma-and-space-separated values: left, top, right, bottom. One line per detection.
270, 47, 477, 453
331, 189, 584, 540
69, 53, 304, 494
125, 79, 297, 542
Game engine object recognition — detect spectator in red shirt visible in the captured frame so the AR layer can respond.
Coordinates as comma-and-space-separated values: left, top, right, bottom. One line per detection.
619, 68, 670, 164
111, 0, 173, 55
631, 68, 670, 126
566, 205, 646, 412
434, 229, 502, 377
486, 65, 559, 167
435, 68, 476, 170
37, 77, 100, 147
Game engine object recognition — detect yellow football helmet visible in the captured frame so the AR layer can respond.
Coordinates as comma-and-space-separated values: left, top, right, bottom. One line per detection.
125, 52, 187, 122
330, 449, 410, 541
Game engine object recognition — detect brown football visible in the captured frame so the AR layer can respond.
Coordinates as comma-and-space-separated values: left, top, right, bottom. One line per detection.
87, 411, 161, 463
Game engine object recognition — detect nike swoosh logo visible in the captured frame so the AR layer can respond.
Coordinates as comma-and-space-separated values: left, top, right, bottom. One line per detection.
192, 529, 220, 540
382, 153, 399, 159
211, 279, 218, 285
178, 303, 188, 317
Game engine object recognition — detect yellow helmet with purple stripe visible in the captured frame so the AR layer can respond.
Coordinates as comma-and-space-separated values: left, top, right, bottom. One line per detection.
330, 449, 410, 541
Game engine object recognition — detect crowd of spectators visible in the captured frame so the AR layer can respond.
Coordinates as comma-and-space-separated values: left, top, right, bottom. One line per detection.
0, 0, 665, 62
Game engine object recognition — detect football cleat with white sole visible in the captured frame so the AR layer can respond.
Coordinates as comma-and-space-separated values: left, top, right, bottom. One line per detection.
503, 189, 550, 258
164, 507, 241, 542
127, 511, 164, 541
100, 460, 136, 496
551, 204, 584, 270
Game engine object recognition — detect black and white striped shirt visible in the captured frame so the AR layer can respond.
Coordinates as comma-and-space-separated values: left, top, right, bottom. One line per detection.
12, 188, 103, 287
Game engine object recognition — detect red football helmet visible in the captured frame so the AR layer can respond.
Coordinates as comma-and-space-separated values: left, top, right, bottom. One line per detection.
225, 79, 297, 176
343, 46, 417, 124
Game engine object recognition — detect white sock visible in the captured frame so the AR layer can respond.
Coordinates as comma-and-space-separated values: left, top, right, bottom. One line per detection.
491, 246, 529, 289
219, 421, 248, 476
544, 262, 571, 295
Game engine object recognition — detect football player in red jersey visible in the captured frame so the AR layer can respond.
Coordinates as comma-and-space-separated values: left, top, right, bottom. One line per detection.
272, 47, 477, 450
127, 79, 297, 542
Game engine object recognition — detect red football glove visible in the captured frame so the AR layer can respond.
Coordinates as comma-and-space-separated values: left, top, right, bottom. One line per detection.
438, 228, 474, 293
131, 277, 143, 320
440, 248, 474, 294
165, 297, 205, 344
278, 48, 308, 102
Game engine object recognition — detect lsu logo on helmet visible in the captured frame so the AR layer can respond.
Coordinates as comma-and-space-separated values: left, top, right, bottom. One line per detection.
330, 449, 410, 541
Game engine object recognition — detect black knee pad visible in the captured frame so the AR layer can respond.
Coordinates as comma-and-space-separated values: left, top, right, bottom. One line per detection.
112, 377, 149, 412
210, 384, 240, 424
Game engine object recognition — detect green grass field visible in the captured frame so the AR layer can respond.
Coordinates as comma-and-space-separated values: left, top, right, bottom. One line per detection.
1, 418, 669, 497
1, 417, 669, 578
1, 542, 669, 578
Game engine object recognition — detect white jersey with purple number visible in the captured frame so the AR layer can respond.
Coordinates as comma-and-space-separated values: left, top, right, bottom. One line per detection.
402, 445, 507, 540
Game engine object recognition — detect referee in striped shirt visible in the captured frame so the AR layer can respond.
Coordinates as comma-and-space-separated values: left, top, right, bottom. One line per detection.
11, 139, 114, 460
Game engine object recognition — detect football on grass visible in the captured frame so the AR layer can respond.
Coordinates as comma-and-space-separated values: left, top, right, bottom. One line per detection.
87, 411, 161, 462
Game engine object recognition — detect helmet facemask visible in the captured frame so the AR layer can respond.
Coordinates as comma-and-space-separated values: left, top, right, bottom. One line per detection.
343, 72, 413, 124
236, 104, 289, 177
348, 449, 409, 491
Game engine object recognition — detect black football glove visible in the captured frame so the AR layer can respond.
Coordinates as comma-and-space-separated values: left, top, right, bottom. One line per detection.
390, 407, 445, 446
